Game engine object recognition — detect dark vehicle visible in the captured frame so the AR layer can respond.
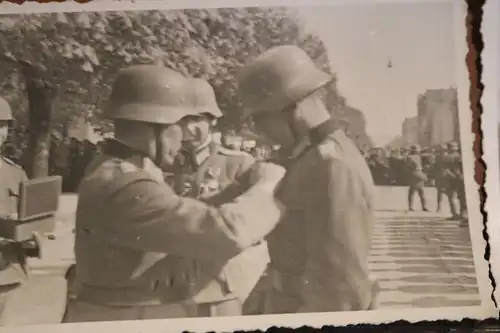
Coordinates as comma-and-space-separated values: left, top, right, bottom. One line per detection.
0, 176, 73, 326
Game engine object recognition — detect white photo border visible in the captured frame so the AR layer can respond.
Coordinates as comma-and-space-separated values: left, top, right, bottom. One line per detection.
0, 0, 496, 332
482, 0, 500, 311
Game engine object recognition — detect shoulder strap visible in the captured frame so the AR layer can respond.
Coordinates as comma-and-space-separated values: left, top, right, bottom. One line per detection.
104, 170, 159, 199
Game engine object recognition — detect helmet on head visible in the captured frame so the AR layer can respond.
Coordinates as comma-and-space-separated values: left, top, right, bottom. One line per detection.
237, 45, 334, 120
190, 79, 223, 119
104, 65, 198, 125
0, 97, 13, 121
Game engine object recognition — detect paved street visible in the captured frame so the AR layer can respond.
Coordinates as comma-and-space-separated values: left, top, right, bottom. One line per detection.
370, 186, 481, 309
27, 186, 480, 311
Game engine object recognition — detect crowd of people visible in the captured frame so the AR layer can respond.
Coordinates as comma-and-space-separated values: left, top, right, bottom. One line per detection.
364, 142, 466, 220
1, 125, 280, 193
2, 117, 467, 224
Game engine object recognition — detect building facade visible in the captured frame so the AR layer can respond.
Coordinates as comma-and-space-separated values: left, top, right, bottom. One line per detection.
416, 87, 459, 148
401, 116, 419, 146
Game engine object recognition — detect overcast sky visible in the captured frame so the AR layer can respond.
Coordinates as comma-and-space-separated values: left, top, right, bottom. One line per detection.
296, 2, 457, 146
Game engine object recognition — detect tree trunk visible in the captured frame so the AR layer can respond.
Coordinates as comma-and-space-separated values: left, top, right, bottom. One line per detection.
21, 62, 57, 179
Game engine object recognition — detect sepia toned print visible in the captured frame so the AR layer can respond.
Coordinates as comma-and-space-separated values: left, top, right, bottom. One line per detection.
0, 0, 495, 331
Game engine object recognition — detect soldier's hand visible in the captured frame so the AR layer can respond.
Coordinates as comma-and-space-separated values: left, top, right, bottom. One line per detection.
249, 162, 286, 192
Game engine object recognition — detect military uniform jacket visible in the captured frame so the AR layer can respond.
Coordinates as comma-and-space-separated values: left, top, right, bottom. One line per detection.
171, 142, 270, 304
442, 152, 463, 182
267, 120, 378, 312
0, 156, 29, 286
73, 141, 283, 307
406, 154, 427, 183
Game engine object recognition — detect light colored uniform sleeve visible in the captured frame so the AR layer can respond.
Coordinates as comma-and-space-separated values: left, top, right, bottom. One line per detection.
203, 155, 256, 206
309, 158, 375, 311
100, 178, 283, 263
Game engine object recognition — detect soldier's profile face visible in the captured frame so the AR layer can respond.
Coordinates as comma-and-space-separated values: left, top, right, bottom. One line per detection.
0, 121, 8, 148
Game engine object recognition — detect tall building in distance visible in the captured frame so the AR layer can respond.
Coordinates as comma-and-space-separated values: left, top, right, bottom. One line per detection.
401, 116, 419, 146
416, 87, 460, 147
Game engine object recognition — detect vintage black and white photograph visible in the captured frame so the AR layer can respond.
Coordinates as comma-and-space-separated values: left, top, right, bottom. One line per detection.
0, 0, 495, 331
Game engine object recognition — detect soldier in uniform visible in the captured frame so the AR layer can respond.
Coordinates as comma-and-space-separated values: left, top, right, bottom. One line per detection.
405, 144, 429, 212
434, 144, 448, 212
237, 45, 379, 313
170, 78, 269, 316
0, 96, 30, 324
442, 141, 466, 220
388, 148, 404, 186
64, 65, 286, 322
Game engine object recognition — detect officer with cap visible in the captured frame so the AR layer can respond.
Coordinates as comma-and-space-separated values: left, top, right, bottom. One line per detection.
0, 96, 30, 324
237, 45, 379, 313
171, 78, 269, 316
64, 65, 286, 322
405, 144, 429, 212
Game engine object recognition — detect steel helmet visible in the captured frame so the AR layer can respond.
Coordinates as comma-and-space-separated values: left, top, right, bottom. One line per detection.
237, 45, 334, 120
190, 79, 223, 119
104, 65, 198, 125
0, 96, 13, 121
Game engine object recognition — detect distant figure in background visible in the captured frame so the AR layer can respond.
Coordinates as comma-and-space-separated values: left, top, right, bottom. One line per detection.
0, 96, 30, 325
388, 148, 404, 186
52, 137, 72, 192
434, 144, 448, 212
442, 141, 466, 220
406, 144, 428, 212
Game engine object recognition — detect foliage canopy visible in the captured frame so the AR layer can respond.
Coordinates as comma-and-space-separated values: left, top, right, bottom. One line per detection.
0, 7, 373, 154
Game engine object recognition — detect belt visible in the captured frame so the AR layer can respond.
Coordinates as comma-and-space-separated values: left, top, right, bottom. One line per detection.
76, 280, 191, 307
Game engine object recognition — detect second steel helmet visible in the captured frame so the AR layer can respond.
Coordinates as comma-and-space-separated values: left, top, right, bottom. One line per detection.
0, 97, 13, 121
104, 65, 198, 125
237, 45, 334, 120
190, 79, 223, 119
